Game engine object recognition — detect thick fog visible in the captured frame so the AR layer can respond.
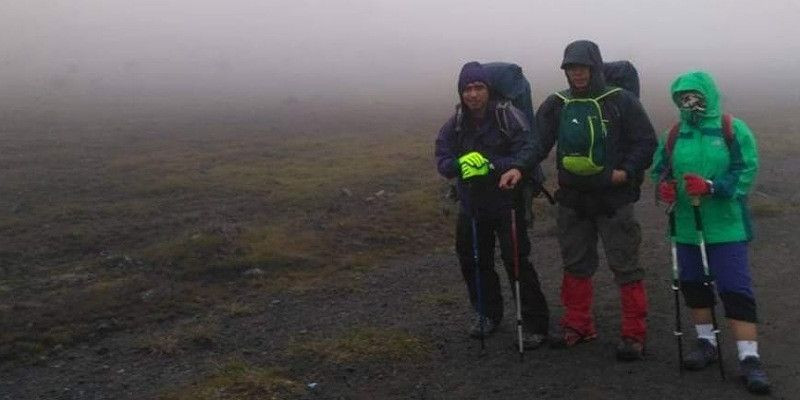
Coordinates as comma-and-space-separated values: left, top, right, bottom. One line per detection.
2, 0, 799, 126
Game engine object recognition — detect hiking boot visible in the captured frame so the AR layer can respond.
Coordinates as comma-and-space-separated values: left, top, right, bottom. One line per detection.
616, 337, 645, 361
468, 315, 499, 338
740, 356, 771, 395
549, 326, 597, 348
683, 338, 717, 370
519, 332, 547, 350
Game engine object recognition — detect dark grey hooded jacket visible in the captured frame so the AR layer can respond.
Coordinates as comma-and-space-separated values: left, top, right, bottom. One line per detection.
534, 40, 657, 214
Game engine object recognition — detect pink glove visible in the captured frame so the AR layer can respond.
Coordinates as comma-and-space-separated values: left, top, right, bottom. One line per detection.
684, 174, 712, 196
658, 180, 676, 203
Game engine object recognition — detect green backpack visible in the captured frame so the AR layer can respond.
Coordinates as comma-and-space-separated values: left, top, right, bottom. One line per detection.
555, 87, 622, 176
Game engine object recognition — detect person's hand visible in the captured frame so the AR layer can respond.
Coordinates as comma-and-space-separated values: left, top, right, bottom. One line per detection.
458, 151, 489, 168
499, 168, 522, 189
611, 169, 628, 185
657, 180, 677, 203
684, 174, 713, 196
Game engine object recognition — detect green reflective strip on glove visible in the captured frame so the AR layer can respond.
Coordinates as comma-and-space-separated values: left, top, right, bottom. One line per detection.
458, 151, 489, 168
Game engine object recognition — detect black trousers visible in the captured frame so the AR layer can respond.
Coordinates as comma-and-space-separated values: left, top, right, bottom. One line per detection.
455, 208, 550, 334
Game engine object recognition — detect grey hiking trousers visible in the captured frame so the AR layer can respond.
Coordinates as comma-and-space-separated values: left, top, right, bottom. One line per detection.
556, 203, 644, 284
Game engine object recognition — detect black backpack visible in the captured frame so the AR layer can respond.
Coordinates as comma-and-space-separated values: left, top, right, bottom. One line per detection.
603, 61, 640, 97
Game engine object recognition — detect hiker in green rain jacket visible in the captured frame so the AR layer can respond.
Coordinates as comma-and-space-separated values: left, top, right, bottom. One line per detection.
652, 70, 770, 394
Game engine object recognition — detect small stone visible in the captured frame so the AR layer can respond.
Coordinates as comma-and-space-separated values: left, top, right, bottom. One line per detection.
96, 321, 112, 334
140, 289, 156, 301
270, 299, 281, 306
307, 382, 318, 390
243, 268, 265, 277
375, 190, 385, 197
340, 188, 353, 197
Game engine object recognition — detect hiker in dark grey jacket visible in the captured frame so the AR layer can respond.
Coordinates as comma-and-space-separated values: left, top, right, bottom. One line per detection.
435, 61, 550, 348
534, 40, 657, 360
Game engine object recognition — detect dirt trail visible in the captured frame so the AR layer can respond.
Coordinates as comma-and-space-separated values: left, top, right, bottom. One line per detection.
3, 151, 799, 399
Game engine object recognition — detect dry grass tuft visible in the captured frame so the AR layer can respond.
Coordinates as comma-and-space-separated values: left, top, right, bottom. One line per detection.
160, 360, 304, 400
136, 317, 221, 356
415, 289, 461, 308
288, 327, 432, 364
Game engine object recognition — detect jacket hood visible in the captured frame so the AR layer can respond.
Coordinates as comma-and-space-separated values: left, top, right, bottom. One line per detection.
456, 61, 494, 117
458, 61, 490, 95
670, 70, 722, 124
561, 40, 606, 95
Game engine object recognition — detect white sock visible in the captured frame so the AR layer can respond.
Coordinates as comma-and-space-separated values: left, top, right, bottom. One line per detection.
695, 324, 717, 346
737, 340, 759, 361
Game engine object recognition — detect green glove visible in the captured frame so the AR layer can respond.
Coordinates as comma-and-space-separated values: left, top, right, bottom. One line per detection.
460, 162, 489, 180
458, 151, 489, 168
457, 151, 490, 180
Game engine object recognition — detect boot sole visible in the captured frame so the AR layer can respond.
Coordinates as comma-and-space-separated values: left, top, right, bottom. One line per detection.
549, 333, 597, 349
742, 376, 772, 395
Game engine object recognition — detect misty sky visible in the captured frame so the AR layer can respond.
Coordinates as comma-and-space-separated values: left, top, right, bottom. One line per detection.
2, 0, 799, 107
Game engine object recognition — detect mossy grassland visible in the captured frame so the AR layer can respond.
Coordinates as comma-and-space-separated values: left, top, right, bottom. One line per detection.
0, 126, 452, 366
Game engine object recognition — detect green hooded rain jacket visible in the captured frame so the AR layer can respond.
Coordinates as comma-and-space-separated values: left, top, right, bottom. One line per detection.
651, 70, 758, 244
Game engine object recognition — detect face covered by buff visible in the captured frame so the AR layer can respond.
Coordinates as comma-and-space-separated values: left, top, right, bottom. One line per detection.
679, 91, 706, 112
678, 91, 707, 124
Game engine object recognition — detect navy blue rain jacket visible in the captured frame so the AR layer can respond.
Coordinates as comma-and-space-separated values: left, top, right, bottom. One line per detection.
435, 101, 536, 216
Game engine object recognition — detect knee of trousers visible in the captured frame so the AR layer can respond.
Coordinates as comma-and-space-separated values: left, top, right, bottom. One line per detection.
563, 259, 597, 278
719, 291, 758, 323
613, 268, 645, 285
680, 281, 715, 308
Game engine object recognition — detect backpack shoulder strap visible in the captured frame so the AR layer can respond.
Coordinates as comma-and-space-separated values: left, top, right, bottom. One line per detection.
594, 87, 623, 101
454, 103, 463, 133
658, 122, 681, 182
666, 122, 680, 157
554, 91, 570, 102
721, 113, 734, 145
494, 100, 529, 137
495, 101, 511, 136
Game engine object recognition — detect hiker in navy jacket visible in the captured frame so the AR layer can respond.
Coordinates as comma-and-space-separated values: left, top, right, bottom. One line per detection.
435, 61, 550, 348
534, 40, 657, 360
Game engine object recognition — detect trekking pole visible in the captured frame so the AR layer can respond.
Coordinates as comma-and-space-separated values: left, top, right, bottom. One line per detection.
511, 209, 524, 362
691, 197, 725, 380
470, 213, 485, 351
667, 204, 684, 375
